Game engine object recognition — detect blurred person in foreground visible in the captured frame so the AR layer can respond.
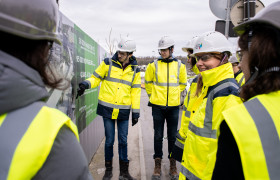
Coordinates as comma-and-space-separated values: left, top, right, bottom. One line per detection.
0, 0, 93, 179
213, 2, 280, 179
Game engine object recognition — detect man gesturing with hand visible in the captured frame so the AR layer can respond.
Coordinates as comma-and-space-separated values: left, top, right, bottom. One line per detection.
77, 37, 140, 180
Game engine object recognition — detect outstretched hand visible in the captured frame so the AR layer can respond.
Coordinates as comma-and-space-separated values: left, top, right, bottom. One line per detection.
76, 83, 86, 99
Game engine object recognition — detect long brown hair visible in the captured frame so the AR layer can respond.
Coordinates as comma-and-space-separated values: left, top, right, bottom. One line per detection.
195, 53, 229, 96
239, 25, 280, 101
0, 31, 67, 90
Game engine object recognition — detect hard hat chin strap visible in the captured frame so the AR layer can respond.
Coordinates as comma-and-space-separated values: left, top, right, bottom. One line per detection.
264, 66, 280, 73
248, 30, 253, 50
245, 66, 280, 85
245, 66, 259, 85
168, 47, 173, 59
219, 53, 228, 65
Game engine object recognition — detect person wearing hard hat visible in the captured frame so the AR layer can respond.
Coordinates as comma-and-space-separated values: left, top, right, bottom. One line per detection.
178, 31, 242, 180
182, 36, 200, 74
170, 75, 199, 163
0, 0, 93, 179
170, 36, 201, 163
77, 37, 140, 180
213, 2, 280, 179
229, 53, 245, 86
145, 36, 188, 180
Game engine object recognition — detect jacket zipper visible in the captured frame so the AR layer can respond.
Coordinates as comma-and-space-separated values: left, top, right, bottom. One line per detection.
166, 62, 169, 107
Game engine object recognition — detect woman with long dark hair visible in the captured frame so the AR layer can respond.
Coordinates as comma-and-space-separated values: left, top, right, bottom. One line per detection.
213, 2, 280, 179
0, 0, 93, 179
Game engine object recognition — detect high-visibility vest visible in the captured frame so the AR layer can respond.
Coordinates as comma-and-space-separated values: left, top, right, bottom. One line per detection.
145, 58, 188, 107
179, 63, 242, 180
85, 55, 141, 120
222, 91, 280, 180
0, 102, 79, 180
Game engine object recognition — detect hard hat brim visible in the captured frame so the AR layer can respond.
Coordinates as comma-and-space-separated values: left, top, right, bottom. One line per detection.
234, 2, 280, 35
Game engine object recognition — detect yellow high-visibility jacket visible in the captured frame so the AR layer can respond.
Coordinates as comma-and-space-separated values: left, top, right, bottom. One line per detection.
179, 63, 242, 180
192, 64, 200, 75
83, 53, 141, 120
171, 75, 199, 161
222, 90, 280, 180
0, 50, 92, 180
145, 58, 187, 107
0, 102, 81, 180
234, 70, 245, 86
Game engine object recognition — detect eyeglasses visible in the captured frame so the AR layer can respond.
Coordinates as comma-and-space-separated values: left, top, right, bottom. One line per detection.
118, 51, 128, 57
195, 54, 220, 61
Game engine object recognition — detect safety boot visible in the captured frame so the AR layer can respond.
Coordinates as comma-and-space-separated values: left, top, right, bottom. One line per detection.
103, 160, 113, 180
151, 158, 161, 180
169, 158, 179, 180
119, 160, 136, 180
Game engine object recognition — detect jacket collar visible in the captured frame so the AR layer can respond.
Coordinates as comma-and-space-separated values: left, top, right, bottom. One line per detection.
111, 52, 138, 66
158, 55, 177, 63
234, 69, 243, 78
0, 50, 49, 114
201, 62, 234, 87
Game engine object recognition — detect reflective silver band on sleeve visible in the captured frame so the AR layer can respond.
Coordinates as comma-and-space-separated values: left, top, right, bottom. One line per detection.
180, 165, 201, 180
98, 100, 131, 109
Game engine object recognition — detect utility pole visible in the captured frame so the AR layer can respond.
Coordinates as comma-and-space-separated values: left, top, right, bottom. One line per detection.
225, 0, 231, 38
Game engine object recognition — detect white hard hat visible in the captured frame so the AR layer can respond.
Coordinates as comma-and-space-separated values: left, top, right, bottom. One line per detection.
0, 0, 61, 44
193, 31, 232, 55
158, 36, 175, 50
117, 37, 136, 52
182, 36, 199, 52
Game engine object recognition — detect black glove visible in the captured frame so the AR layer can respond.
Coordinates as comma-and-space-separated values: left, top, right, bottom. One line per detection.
132, 118, 138, 126
76, 83, 86, 99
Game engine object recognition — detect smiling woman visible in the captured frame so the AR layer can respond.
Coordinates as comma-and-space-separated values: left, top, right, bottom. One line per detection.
178, 31, 242, 180
195, 53, 224, 72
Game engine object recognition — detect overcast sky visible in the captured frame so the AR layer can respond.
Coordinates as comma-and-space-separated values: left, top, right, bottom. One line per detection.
60, 0, 278, 57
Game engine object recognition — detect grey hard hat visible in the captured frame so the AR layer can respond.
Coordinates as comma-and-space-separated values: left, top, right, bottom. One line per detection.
234, 1, 280, 35
0, 0, 61, 44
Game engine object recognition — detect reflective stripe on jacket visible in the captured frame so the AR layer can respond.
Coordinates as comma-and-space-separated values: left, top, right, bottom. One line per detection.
84, 53, 141, 120
0, 102, 79, 180
145, 58, 187, 107
222, 91, 280, 180
179, 63, 242, 180
234, 70, 245, 87
171, 76, 198, 161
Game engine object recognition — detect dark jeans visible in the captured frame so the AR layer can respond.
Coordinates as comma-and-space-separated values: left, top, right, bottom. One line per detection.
103, 117, 129, 162
152, 106, 179, 159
